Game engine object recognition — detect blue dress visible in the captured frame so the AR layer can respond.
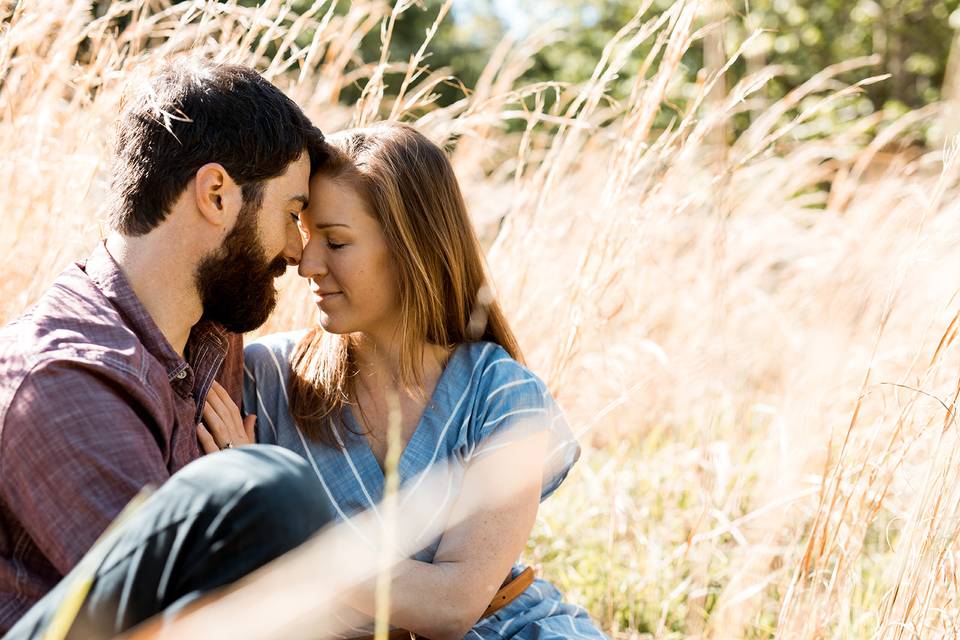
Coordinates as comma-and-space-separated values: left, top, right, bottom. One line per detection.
243, 332, 607, 639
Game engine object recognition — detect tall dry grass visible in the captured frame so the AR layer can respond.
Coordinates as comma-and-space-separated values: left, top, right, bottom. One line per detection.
3, 0, 960, 638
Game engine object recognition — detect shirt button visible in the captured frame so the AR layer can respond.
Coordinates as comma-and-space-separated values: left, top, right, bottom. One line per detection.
176, 370, 187, 380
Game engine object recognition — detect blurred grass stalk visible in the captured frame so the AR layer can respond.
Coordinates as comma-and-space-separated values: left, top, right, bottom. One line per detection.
3, 0, 960, 637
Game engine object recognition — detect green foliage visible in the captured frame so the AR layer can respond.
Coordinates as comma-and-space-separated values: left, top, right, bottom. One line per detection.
235, 0, 504, 107
91, 0, 959, 119
517, 0, 960, 113
733, 0, 960, 108
85, 0, 957, 143
527, 429, 910, 638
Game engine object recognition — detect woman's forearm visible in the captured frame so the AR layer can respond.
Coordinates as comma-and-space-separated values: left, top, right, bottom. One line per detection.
342, 434, 547, 638
343, 558, 499, 640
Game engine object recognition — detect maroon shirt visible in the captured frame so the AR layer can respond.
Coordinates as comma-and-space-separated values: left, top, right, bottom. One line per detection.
0, 241, 243, 632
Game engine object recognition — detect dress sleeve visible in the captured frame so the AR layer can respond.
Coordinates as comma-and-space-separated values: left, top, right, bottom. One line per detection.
469, 360, 581, 501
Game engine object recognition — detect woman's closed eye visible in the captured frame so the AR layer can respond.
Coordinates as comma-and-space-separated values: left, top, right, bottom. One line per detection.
327, 240, 348, 250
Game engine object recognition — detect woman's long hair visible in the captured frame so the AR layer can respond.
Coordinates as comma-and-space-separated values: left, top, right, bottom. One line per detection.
289, 122, 522, 447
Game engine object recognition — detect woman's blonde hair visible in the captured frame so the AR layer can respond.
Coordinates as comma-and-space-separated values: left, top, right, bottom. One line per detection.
289, 122, 522, 447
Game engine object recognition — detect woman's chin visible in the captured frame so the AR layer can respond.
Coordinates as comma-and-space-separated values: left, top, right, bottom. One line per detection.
315, 310, 349, 335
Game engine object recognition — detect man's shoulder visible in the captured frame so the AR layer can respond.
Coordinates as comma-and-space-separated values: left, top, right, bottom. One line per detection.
0, 265, 153, 415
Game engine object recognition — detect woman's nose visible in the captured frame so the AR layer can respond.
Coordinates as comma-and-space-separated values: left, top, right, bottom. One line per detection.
297, 242, 327, 279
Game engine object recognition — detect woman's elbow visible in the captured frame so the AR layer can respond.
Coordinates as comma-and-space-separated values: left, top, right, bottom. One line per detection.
422, 621, 476, 640
418, 603, 484, 640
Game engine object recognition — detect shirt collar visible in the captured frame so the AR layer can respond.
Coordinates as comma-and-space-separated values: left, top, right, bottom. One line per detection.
81, 240, 229, 392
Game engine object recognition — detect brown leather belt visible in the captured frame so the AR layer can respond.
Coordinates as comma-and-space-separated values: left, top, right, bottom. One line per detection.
481, 566, 535, 618
351, 567, 535, 640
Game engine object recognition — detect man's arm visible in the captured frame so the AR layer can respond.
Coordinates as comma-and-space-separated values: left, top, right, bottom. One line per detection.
0, 359, 170, 574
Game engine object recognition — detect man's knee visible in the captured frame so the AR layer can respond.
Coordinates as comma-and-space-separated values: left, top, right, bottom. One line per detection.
222, 445, 327, 519
167, 445, 333, 542
40, 447, 330, 639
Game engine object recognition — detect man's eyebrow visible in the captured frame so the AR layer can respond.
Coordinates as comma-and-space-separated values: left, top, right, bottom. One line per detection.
287, 195, 309, 209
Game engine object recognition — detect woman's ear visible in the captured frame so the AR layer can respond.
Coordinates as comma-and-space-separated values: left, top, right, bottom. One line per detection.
194, 163, 242, 230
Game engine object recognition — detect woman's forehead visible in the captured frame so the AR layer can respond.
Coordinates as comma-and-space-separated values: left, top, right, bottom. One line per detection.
306, 175, 370, 223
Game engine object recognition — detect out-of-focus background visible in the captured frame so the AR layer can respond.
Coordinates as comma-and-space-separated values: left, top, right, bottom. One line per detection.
4, 0, 960, 637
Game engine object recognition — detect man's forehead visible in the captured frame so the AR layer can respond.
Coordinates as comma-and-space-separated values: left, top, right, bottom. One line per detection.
264, 156, 310, 200
283, 154, 311, 178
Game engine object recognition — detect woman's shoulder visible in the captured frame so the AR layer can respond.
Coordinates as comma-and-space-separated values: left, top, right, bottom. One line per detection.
455, 342, 580, 500
449, 341, 550, 410
457, 341, 546, 390
243, 329, 310, 379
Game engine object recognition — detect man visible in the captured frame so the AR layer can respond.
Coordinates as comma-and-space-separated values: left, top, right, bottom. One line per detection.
0, 59, 334, 638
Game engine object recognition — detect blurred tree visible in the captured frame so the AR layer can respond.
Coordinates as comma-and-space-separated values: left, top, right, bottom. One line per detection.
233, 0, 506, 108
86, 0, 958, 128
735, 0, 960, 109
88, 0, 506, 108
520, 0, 960, 113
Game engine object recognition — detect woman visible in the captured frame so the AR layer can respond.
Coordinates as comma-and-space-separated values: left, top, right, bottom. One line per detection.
200, 123, 606, 640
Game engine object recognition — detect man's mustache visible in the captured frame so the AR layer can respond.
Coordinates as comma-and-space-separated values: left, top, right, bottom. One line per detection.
269, 257, 288, 279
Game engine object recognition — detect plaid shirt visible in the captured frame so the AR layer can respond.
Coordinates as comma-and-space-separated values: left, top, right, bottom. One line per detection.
0, 241, 243, 632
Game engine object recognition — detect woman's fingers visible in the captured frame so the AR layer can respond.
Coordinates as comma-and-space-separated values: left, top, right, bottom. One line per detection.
202, 401, 234, 446
200, 400, 221, 431
208, 381, 245, 427
210, 381, 234, 406
202, 382, 254, 447
204, 383, 239, 427
204, 381, 232, 424
197, 423, 219, 455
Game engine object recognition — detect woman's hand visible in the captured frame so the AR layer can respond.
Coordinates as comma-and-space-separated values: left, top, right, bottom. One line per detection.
197, 380, 256, 454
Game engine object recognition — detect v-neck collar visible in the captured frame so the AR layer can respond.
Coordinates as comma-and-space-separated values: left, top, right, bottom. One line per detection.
340, 343, 467, 491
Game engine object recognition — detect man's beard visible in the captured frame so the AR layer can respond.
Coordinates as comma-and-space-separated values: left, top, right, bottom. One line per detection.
195, 196, 289, 333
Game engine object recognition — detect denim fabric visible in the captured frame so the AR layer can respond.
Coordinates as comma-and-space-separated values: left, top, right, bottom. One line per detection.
4, 445, 335, 640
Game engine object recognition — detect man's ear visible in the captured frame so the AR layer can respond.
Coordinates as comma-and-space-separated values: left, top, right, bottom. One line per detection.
194, 163, 242, 229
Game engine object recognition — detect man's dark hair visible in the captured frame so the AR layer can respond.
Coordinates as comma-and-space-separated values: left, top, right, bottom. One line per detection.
109, 58, 326, 236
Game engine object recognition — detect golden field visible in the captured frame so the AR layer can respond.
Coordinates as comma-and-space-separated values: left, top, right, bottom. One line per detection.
2, 1, 960, 638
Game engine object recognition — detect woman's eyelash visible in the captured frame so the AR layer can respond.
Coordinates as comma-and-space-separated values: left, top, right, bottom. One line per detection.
327, 241, 347, 250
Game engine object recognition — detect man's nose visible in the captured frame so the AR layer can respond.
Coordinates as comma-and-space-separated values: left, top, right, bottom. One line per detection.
283, 224, 303, 266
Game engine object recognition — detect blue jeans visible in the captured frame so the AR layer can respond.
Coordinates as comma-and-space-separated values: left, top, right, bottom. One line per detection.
5, 445, 334, 639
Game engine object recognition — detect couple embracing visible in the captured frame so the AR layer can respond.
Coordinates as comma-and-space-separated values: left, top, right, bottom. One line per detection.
0, 59, 605, 640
